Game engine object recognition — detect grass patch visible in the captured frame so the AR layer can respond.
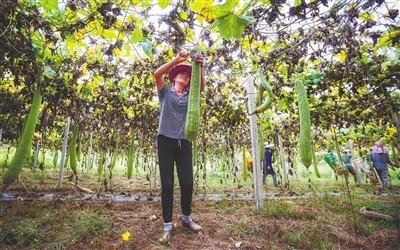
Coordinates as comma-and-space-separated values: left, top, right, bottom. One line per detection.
67, 211, 111, 243
0, 218, 43, 247
261, 200, 317, 220
282, 227, 333, 249
0, 202, 111, 249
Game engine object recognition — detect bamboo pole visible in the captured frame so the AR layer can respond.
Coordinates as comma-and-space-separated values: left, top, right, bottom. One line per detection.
86, 132, 93, 173
278, 133, 288, 187
57, 117, 70, 188
246, 76, 264, 208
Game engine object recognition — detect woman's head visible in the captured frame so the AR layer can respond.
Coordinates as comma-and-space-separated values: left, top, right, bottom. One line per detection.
372, 140, 389, 153
168, 64, 192, 85
341, 147, 350, 153
174, 71, 191, 87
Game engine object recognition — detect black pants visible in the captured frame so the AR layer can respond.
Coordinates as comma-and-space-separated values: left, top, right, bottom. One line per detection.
157, 135, 193, 223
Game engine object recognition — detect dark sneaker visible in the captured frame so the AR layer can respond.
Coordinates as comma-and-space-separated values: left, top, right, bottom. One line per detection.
181, 219, 202, 233
157, 230, 171, 246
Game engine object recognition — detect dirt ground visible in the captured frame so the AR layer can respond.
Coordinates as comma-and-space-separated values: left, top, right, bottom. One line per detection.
1, 172, 400, 250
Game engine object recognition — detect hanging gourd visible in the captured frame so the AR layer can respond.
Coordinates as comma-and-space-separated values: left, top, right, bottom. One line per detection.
242, 146, 248, 181
249, 69, 273, 115
184, 57, 201, 141
127, 133, 135, 179
295, 79, 312, 168
2, 86, 42, 190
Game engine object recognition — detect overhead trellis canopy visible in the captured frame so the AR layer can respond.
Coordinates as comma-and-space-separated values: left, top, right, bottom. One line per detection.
0, 0, 399, 152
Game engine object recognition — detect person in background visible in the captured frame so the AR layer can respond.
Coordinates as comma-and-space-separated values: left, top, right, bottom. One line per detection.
370, 141, 398, 191
262, 143, 278, 187
154, 49, 206, 245
323, 148, 348, 181
340, 147, 357, 183
245, 148, 253, 172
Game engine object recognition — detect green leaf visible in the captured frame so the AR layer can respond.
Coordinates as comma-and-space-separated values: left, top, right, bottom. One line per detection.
39, 0, 58, 12
158, 0, 170, 9
278, 64, 288, 78
208, 0, 239, 18
131, 27, 143, 43
190, 0, 213, 13
217, 14, 253, 40
140, 38, 153, 57
208, 19, 220, 31
43, 65, 56, 77
294, 0, 302, 7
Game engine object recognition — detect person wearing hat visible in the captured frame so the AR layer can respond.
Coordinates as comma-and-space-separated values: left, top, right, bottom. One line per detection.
154, 50, 206, 244
262, 142, 278, 187
340, 147, 357, 183
370, 141, 398, 191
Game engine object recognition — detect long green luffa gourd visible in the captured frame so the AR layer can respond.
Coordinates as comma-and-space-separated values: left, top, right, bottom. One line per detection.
295, 79, 312, 168
69, 126, 79, 174
184, 59, 201, 141
127, 133, 135, 179
249, 69, 273, 115
2, 86, 42, 190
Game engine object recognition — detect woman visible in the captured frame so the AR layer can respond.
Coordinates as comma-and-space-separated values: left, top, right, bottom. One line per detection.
262, 143, 278, 187
340, 148, 357, 183
370, 141, 397, 191
154, 50, 206, 244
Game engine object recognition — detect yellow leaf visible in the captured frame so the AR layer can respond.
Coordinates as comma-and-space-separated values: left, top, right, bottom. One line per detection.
81, 63, 88, 75
189, 0, 214, 23
386, 126, 397, 138
189, 0, 213, 13
121, 230, 131, 241
114, 19, 123, 29
335, 50, 347, 63
180, 11, 188, 20
74, 30, 85, 41
114, 48, 122, 57
359, 11, 374, 21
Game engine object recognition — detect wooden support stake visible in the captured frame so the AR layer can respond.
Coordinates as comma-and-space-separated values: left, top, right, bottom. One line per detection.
246, 76, 264, 209
57, 117, 70, 188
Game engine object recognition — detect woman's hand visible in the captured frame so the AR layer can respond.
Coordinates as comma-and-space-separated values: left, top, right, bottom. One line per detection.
193, 54, 205, 66
175, 50, 190, 64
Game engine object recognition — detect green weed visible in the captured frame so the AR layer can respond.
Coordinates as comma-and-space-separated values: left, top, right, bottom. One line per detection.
1, 218, 43, 246
283, 227, 332, 249
262, 200, 316, 220
69, 212, 111, 242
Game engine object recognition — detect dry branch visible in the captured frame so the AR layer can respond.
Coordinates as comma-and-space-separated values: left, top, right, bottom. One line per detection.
360, 207, 395, 221
69, 182, 95, 194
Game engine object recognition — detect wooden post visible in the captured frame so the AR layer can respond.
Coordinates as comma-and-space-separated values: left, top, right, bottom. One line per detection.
348, 140, 362, 184
57, 117, 70, 188
86, 132, 93, 173
33, 140, 39, 171
278, 133, 288, 187
246, 76, 264, 208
